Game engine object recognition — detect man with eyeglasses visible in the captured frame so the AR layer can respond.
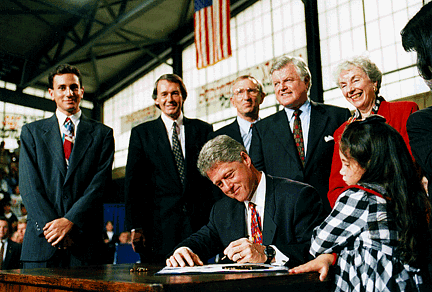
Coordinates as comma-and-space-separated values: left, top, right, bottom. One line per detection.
249, 56, 351, 213
209, 75, 265, 153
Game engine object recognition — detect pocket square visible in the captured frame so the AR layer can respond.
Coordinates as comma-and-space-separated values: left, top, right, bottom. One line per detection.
324, 135, 334, 142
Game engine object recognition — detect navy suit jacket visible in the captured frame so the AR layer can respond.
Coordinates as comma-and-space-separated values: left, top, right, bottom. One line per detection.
2, 239, 21, 270
208, 119, 243, 145
170, 175, 327, 268
125, 116, 216, 263
250, 101, 350, 212
19, 114, 114, 263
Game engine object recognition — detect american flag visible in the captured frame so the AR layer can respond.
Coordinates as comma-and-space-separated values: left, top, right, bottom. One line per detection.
194, 0, 232, 69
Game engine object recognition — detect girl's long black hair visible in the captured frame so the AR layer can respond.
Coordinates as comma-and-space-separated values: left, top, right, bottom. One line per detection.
340, 115, 431, 266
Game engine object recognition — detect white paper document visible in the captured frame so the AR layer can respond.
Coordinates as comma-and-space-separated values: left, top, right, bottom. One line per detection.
155, 263, 289, 275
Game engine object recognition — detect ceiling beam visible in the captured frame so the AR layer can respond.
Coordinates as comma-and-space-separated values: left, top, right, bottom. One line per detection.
22, 0, 165, 89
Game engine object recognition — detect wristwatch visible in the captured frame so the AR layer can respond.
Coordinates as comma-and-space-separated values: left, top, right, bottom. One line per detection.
264, 245, 276, 264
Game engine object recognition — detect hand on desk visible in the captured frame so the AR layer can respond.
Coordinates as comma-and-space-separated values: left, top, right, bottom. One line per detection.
223, 238, 266, 264
288, 254, 334, 281
166, 247, 204, 267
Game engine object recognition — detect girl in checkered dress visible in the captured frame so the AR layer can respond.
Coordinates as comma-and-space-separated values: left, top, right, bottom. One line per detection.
290, 115, 431, 291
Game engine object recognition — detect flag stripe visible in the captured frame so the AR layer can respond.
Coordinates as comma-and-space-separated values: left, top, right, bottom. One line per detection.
194, 0, 232, 69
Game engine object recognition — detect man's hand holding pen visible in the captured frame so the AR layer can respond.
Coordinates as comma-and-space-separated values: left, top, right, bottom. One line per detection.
222, 237, 266, 264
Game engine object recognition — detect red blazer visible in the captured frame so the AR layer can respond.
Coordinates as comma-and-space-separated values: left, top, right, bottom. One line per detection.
327, 100, 419, 208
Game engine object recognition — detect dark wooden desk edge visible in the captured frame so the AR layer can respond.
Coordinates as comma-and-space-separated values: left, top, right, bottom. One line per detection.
0, 264, 332, 292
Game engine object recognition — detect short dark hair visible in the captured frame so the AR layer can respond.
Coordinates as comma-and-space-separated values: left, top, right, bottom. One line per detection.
152, 74, 187, 101
48, 64, 83, 89
401, 2, 432, 80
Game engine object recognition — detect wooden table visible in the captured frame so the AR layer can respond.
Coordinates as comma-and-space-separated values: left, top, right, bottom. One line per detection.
0, 264, 333, 292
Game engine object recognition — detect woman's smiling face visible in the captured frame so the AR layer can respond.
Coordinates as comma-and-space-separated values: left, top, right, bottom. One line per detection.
338, 66, 377, 114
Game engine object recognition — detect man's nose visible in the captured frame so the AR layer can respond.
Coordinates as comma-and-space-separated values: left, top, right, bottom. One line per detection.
66, 87, 74, 96
221, 180, 234, 193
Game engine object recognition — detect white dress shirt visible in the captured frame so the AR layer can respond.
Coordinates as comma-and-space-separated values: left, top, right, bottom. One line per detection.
237, 116, 259, 153
161, 112, 186, 159
56, 109, 81, 140
244, 172, 289, 265
0, 239, 7, 262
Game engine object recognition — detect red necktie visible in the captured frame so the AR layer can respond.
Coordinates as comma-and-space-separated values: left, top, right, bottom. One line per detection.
63, 117, 74, 163
249, 202, 262, 244
293, 109, 305, 166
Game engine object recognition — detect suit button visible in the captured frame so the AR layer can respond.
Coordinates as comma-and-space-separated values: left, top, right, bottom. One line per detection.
182, 206, 187, 214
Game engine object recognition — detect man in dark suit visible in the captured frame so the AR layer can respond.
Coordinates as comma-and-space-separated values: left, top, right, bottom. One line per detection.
166, 135, 326, 268
0, 216, 21, 269
19, 64, 114, 268
125, 74, 216, 264
209, 75, 265, 152
250, 56, 351, 212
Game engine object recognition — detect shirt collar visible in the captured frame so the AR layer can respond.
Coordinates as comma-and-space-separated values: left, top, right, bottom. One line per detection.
56, 109, 81, 125
237, 115, 259, 133
284, 99, 311, 120
161, 111, 184, 130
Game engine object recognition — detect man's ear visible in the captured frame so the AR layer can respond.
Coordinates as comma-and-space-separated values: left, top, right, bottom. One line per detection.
241, 151, 252, 167
48, 88, 54, 100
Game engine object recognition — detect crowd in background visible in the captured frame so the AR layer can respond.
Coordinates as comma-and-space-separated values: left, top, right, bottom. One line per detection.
0, 140, 27, 246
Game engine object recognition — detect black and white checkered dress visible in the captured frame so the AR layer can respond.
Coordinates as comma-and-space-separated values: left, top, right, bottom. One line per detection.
311, 183, 423, 292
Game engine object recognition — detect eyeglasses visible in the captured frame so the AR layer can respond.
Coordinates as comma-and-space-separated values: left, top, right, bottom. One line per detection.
233, 88, 260, 97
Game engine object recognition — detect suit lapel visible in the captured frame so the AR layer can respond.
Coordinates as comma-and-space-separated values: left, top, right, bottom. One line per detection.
42, 115, 67, 178
306, 101, 329, 167
262, 175, 277, 245
227, 202, 247, 240
156, 117, 183, 189
229, 119, 243, 145
66, 115, 94, 181
183, 118, 195, 189
3, 240, 12, 269
269, 111, 302, 164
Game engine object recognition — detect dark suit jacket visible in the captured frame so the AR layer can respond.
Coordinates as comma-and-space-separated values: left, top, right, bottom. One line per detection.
19, 114, 114, 263
2, 239, 21, 270
124, 116, 216, 263
250, 101, 351, 212
208, 119, 243, 145
407, 106, 432, 195
170, 175, 327, 268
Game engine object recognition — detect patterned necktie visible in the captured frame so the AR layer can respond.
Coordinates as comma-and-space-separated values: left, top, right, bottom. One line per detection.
172, 122, 186, 185
293, 109, 305, 166
249, 202, 263, 244
63, 117, 74, 165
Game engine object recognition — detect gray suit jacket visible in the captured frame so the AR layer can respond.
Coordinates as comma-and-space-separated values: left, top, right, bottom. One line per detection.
19, 114, 114, 263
